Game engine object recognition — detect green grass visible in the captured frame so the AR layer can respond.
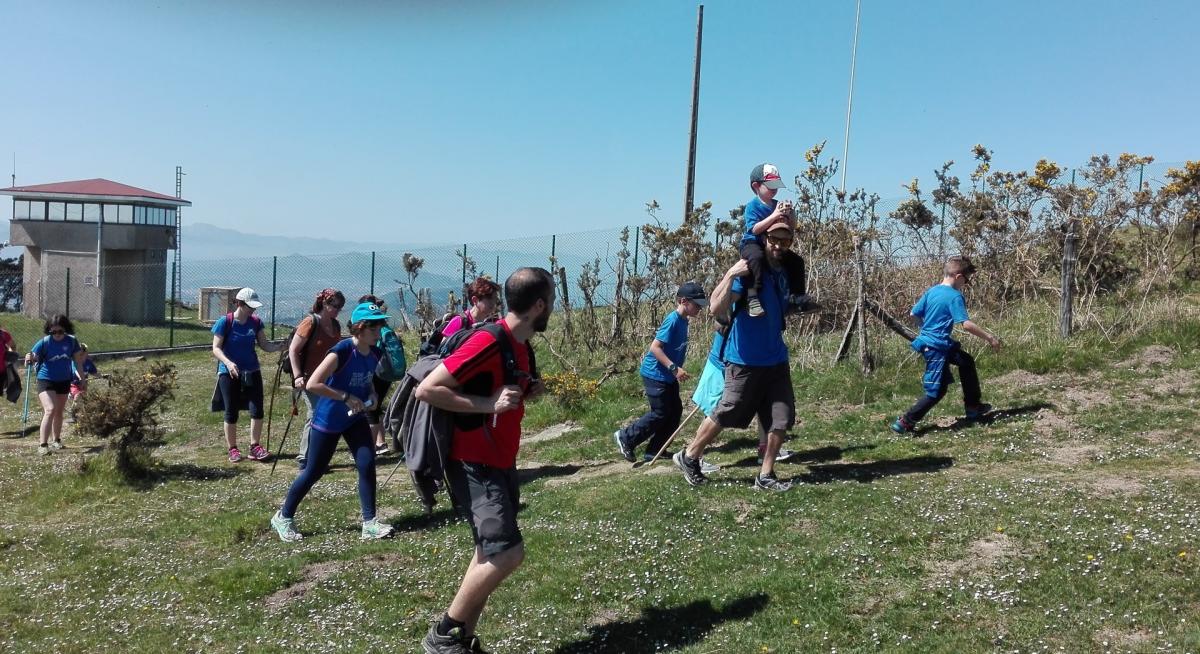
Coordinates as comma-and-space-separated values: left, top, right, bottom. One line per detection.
0, 300, 1198, 652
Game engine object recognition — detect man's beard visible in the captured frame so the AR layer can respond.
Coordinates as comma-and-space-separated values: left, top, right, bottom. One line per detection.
532, 304, 552, 332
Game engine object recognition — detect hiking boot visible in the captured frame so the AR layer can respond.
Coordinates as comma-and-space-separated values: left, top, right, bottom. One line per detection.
754, 473, 793, 493
38, 444, 50, 456
965, 403, 993, 421
361, 519, 395, 540
699, 458, 721, 474
228, 447, 243, 463
890, 417, 915, 434
614, 430, 635, 463
50, 440, 64, 450
673, 450, 708, 486
248, 443, 271, 461
757, 448, 795, 465
747, 295, 765, 317
270, 511, 303, 542
423, 623, 472, 654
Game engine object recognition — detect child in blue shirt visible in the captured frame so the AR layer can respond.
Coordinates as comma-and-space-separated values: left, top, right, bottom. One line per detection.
614, 282, 707, 463
271, 301, 396, 542
739, 163, 811, 318
26, 314, 86, 455
891, 256, 1002, 433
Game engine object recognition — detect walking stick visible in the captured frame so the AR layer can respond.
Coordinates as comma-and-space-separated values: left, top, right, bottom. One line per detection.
269, 391, 300, 476
381, 456, 406, 487
21, 362, 33, 432
265, 361, 285, 451
634, 403, 701, 470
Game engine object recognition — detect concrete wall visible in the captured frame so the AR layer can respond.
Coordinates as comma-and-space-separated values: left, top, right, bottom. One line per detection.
10, 220, 175, 251
24, 248, 104, 322
103, 249, 167, 325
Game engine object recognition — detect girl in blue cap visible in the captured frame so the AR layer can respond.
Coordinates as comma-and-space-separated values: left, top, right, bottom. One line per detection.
270, 301, 395, 541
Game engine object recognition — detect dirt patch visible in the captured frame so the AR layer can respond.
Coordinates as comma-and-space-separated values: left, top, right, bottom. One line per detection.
1118, 345, 1176, 372
543, 461, 629, 488
524, 422, 581, 444
1142, 429, 1178, 445
359, 552, 411, 567
263, 561, 345, 612
1147, 369, 1197, 396
928, 533, 1019, 581
587, 608, 622, 628
993, 369, 1047, 389
1045, 443, 1101, 466
643, 464, 677, 476
1062, 387, 1112, 409
1032, 408, 1074, 437
1092, 627, 1153, 649
1086, 475, 1146, 498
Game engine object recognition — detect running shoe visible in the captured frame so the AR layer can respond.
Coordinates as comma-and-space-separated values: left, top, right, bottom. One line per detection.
614, 430, 635, 462
965, 403, 993, 420
361, 519, 396, 540
228, 447, 243, 463
754, 473, 793, 493
375, 443, 390, 456
248, 443, 271, 461
890, 417, 915, 434
38, 444, 50, 456
747, 296, 765, 317
50, 440, 64, 450
673, 450, 707, 486
423, 624, 472, 654
270, 510, 303, 542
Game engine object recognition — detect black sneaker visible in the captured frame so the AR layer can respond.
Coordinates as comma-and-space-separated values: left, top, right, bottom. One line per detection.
466, 635, 491, 654
614, 430, 635, 462
965, 403, 993, 420
754, 473, 793, 492
423, 624, 472, 654
673, 450, 708, 486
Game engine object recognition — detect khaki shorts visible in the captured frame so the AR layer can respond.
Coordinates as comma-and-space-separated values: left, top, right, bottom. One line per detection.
710, 362, 795, 433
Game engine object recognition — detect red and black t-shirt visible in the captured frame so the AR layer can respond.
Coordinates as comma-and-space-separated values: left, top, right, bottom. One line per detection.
443, 319, 532, 468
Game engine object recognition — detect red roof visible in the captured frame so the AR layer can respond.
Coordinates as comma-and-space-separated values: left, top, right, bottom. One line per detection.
0, 178, 189, 204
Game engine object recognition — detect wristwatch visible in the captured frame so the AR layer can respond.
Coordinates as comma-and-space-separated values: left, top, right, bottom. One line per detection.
668, 363, 678, 372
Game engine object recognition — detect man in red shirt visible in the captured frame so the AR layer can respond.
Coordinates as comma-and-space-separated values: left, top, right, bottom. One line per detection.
416, 267, 553, 654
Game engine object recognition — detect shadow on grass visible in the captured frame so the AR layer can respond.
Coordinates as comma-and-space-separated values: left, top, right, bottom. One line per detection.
2, 425, 39, 438
913, 402, 1053, 436
518, 463, 585, 484
728, 443, 878, 468
795, 455, 954, 484
551, 592, 770, 654
139, 462, 247, 487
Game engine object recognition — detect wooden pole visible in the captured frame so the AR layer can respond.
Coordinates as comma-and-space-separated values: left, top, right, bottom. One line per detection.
1060, 218, 1078, 338
854, 237, 872, 373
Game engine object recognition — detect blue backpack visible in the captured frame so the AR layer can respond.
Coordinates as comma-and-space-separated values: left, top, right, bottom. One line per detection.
374, 325, 408, 383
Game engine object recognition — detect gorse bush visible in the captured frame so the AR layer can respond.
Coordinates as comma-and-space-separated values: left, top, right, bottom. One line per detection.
541, 370, 600, 411
75, 361, 178, 478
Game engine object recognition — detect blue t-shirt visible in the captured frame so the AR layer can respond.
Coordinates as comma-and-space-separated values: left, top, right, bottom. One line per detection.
724, 268, 789, 366
32, 335, 81, 382
640, 310, 689, 383
310, 338, 381, 434
211, 314, 263, 375
911, 284, 969, 352
740, 196, 777, 246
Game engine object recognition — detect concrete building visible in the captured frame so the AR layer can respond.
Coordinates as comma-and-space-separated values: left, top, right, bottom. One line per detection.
1, 178, 191, 325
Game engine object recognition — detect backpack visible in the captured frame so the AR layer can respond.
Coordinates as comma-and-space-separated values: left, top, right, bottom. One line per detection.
384, 321, 537, 513
278, 314, 340, 380
374, 325, 408, 383
418, 310, 474, 357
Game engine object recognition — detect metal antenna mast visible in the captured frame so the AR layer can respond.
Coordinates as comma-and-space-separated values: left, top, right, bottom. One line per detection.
683, 4, 704, 223
174, 166, 185, 306
839, 0, 863, 197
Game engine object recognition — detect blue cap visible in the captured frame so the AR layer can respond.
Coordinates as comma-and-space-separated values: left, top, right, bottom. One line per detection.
350, 302, 389, 324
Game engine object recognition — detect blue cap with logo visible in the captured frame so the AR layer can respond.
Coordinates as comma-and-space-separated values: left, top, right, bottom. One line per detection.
350, 302, 389, 324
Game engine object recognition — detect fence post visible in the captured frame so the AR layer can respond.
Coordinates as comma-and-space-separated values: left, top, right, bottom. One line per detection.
65, 268, 70, 318
461, 243, 468, 311
495, 255, 499, 281
271, 256, 278, 340
632, 228, 639, 275
550, 234, 556, 262
169, 260, 176, 347
1060, 219, 1078, 338
370, 251, 376, 296
938, 203, 946, 257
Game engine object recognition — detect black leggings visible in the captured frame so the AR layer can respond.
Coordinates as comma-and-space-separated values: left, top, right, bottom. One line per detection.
217, 371, 265, 423
739, 242, 806, 296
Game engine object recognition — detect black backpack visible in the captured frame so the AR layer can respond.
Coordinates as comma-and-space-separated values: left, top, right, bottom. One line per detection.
280, 314, 341, 380
384, 321, 536, 514
418, 310, 474, 357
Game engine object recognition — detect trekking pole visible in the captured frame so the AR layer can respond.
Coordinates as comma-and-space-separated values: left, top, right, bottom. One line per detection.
269, 392, 300, 476
20, 361, 33, 432
265, 361, 285, 451
381, 456, 406, 487
635, 403, 701, 470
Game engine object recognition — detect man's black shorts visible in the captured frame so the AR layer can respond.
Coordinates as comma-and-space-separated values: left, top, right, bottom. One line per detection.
446, 459, 523, 558
711, 362, 795, 433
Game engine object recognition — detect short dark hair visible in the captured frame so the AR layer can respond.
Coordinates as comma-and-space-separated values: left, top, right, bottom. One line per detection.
504, 267, 554, 314
44, 314, 75, 335
944, 255, 977, 278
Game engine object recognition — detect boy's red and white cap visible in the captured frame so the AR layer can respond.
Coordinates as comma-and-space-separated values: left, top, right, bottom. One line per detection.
751, 163, 786, 190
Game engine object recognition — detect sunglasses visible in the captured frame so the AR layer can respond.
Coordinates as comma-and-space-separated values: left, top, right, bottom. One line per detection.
766, 235, 794, 247
325, 302, 344, 310
49, 329, 66, 335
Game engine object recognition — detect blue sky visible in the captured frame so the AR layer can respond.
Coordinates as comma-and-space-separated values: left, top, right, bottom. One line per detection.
2, 0, 1196, 245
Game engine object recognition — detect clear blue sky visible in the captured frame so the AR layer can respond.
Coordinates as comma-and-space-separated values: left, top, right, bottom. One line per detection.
2, 0, 1196, 244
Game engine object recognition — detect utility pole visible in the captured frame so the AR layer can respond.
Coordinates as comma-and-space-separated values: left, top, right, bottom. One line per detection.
839, 0, 862, 199
683, 4, 704, 223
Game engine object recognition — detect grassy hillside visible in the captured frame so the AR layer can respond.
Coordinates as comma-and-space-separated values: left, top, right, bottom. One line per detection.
0, 301, 1197, 653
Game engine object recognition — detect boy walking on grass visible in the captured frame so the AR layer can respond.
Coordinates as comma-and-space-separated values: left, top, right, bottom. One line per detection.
891, 255, 1002, 433
614, 282, 708, 464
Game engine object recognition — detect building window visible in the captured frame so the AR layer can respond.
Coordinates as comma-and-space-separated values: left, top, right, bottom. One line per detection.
134, 206, 146, 224
117, 205, 133, 224
30, 201, 45, 220
66, 203, 83, 221
84, 204, 101, 222
48, 202, 65, 221
13, 200, 31, 220
166, 208, 176, 225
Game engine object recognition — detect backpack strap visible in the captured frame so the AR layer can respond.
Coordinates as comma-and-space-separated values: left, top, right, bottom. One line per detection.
221, 312, 234, 344
480, 322, 519, 386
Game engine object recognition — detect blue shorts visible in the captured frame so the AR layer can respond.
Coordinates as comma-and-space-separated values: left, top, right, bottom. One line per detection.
691, 359, 725, 418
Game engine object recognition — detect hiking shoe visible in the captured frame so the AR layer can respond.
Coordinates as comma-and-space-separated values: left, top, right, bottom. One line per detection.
965, 403, 993, 420
270, 511, 303, 542
228, 447, 243, 463
673, 450, 708, 486
642, 450, 668, 464
423, 623, 472, 654
890, 417, 915, 434
747, 296, 765, 317
38, 444, 50, 456
361, 519, 395, 540
699, 458, 721, 474
50, 440, 64, 450
248, 443, 271, 461
614, 430, 635, 462
754, 473, 793, 493
757, 448, 795, 465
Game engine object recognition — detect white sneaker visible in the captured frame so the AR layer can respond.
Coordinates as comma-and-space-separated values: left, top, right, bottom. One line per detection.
50, 440, 64, 450
270, 511, 303, 542
361, 519, 395, 540
699, 459, 721, 474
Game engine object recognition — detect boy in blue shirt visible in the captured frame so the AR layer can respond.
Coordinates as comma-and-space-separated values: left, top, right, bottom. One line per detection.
740, 163, 810, 317
614, 282, 707, 463
891, 256, 1002, 433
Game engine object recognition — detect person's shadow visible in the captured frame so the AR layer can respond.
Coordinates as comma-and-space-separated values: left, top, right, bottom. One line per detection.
796, 455, 954, 484
913, 402, 1053, 436
551, 593, 770, 654
2, 425, 39, 438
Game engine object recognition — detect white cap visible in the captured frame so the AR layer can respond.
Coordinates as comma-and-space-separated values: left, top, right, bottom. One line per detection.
236, 287, 263, 309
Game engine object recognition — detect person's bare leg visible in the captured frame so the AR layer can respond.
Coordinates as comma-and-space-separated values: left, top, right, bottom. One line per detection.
446, 544, 525, 635
250, 418, 263, 446
223, 422, 238, 449
50, 394, 68, 442
684, 416, 723, 460
37, 391, 55, 446
759, 429, 786, 478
